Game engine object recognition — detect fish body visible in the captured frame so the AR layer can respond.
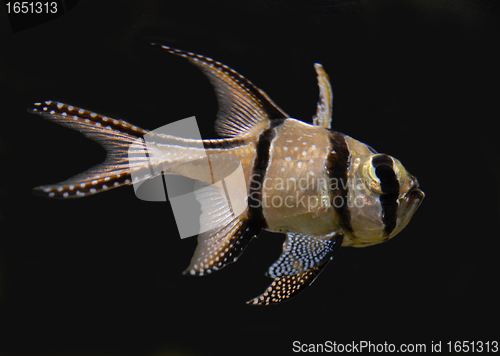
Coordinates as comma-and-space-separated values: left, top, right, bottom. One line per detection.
31, 44, 424, 305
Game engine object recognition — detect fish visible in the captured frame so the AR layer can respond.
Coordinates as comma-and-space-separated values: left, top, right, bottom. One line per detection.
30, 44, 424, 305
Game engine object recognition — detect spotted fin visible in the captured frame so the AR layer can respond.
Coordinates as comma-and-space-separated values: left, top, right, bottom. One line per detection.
184, 213, 262, 276
267, 232, 343, 278
30, 101, 151, 198
152, 44, 289, 138
312, 63, 333, 129
247, 233, 343, 305
247, 266, 328, 306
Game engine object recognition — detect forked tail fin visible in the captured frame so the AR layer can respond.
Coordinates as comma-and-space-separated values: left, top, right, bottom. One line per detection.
30, 101, 151, 198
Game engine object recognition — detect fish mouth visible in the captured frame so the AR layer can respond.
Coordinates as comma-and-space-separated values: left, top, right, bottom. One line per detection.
403, 185, 425, 209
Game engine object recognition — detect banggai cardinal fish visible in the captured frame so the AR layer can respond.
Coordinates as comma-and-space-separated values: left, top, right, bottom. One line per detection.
31, 44, 424, 305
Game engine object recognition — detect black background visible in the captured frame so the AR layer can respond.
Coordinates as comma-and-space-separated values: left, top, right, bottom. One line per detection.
0, 1, 499, 355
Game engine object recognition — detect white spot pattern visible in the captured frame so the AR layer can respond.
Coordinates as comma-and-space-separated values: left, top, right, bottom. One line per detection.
185, 217, 259, 276
268, 233, 339, 278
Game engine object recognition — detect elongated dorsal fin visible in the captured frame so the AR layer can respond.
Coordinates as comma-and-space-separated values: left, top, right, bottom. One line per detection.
152, 44, 289, 138
312, 63, 333, 129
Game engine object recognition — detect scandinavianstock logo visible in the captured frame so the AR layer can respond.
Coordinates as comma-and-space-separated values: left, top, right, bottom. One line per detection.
127, 116, 247, 239
127, 116, 365, 239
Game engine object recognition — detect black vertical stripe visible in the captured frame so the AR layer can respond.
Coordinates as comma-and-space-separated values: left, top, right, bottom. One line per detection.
372, 155, 399, 236
379, 192, 399, 235
326, 132, 353, 233
248, 119, 285, 228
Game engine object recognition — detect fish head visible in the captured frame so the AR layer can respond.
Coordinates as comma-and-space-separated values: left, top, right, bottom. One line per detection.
343, 138, 424, 247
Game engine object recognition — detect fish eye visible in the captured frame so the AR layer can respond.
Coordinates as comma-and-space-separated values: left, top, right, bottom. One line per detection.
362, 154, 406, 194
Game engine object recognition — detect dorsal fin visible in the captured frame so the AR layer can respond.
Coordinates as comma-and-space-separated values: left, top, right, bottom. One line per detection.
312, 63, 333, 129
152, 44, 289, 138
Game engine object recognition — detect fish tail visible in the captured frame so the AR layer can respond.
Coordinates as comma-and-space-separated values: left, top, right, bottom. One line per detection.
30, 100, 151, 198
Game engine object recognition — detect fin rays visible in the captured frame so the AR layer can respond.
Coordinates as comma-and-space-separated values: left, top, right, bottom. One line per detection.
31, 101, 151, 198
267, 232, 342, 278
246, 264, 328, 306
184, 216, 262, 275
248, 233, 344, 305
152, 44, 289, 138
312, 63, 333, 129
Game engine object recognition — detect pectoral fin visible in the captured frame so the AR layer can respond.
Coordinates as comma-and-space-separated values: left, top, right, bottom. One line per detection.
247, 233, 343, 305
267, 232, 342, 278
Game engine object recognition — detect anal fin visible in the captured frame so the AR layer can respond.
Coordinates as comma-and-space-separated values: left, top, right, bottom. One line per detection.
184, 215, 262, 276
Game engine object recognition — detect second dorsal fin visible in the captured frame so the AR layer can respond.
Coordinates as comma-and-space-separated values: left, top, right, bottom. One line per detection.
152, 44, 289, 138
